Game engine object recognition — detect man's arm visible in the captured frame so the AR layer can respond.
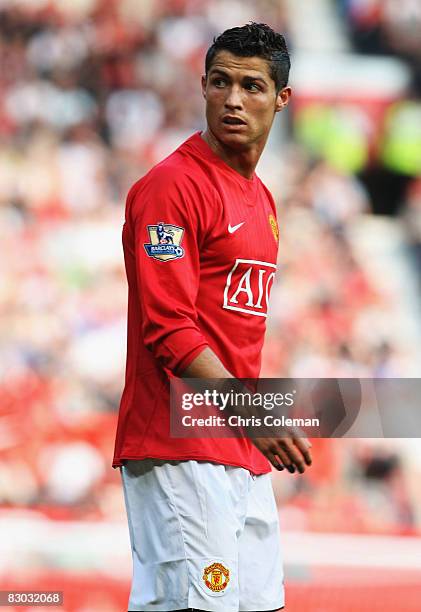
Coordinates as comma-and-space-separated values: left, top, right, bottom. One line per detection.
182, 347, 233, 378
181, 347, 312, 474
131, 170, 211, 375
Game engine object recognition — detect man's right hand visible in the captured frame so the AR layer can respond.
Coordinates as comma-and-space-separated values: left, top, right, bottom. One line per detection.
251, 436, 313, 474
181, 349, 313, 474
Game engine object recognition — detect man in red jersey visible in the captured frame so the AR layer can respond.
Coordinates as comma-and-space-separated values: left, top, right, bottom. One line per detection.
114, 23, 312, 612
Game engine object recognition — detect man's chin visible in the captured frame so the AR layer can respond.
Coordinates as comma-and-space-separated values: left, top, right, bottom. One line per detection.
217, 131, 251, 150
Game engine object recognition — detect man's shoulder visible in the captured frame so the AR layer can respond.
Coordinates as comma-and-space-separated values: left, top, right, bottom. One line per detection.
129, 136, 216, 203
149, 155, 194, 187
139, 151, 193, 187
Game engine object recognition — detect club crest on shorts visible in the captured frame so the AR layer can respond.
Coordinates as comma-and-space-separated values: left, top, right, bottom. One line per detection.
202, 562, 230, 593
144, 222, 185, 262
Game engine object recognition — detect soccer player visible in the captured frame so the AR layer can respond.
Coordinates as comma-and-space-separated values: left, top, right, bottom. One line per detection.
113, 22, 313, 612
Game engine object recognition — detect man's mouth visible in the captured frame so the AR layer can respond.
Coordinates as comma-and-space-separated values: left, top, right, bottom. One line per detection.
222, 116, 247, 125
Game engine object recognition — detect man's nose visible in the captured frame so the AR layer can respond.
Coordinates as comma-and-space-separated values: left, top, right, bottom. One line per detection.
224, 85, 243, 109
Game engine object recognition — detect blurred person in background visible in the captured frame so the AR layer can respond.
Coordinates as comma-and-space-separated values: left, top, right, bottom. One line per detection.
113, 22, 312, 612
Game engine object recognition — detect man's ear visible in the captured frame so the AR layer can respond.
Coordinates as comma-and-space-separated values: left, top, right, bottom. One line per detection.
201, 75, 207, 99
275, 86, 292, 112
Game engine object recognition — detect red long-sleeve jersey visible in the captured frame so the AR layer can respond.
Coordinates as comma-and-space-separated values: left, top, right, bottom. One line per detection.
113, 132, 279, 474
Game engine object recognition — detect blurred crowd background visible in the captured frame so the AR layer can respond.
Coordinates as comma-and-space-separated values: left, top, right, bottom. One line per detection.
1, 0, 421, 610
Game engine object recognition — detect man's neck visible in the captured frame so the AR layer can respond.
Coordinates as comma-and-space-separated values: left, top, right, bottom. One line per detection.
201, 129, 265, 180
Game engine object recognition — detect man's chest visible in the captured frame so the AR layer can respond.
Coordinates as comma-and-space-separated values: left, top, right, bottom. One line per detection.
199, 183, 279, 319
202, 179, 278, 261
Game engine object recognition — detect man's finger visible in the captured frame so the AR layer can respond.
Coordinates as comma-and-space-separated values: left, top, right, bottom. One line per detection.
293, 438, 313, 465
274, 448, 294, 472
276, 439, 306, 473
267, 452, 285, 471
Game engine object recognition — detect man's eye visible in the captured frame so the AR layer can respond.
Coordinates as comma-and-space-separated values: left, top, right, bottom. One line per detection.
245, 83, 260, 92
213, 78, 226, 87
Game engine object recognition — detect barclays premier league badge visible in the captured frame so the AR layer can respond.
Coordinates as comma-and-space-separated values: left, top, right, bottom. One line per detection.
144, 222, 185, 262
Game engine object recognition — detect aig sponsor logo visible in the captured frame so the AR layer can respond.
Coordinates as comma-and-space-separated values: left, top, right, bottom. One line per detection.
223, 259, 276, 317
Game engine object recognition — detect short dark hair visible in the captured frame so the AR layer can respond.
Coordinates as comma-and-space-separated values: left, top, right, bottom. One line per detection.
205, 22, 290, 91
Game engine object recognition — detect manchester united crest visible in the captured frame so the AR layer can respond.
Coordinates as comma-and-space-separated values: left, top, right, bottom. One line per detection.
202, 562, 230, 593
144, 221, 185, 262
268, 213, 279, 242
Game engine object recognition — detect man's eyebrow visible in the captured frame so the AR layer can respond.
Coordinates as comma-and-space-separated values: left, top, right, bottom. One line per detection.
209, 68, 269, 84
208, 68, 230, 77
243, 75, 268, 85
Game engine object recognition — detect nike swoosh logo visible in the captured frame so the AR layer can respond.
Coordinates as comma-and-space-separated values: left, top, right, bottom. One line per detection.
228, 222, 245, 234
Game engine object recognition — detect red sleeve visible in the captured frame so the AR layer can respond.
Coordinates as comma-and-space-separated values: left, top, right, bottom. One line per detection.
129, 166, 213, 374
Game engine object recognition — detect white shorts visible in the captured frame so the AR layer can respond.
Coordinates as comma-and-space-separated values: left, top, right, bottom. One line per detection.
121, 459, 284, 612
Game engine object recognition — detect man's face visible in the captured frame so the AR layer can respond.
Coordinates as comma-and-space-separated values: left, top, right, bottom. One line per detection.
202, 50, 290, 151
